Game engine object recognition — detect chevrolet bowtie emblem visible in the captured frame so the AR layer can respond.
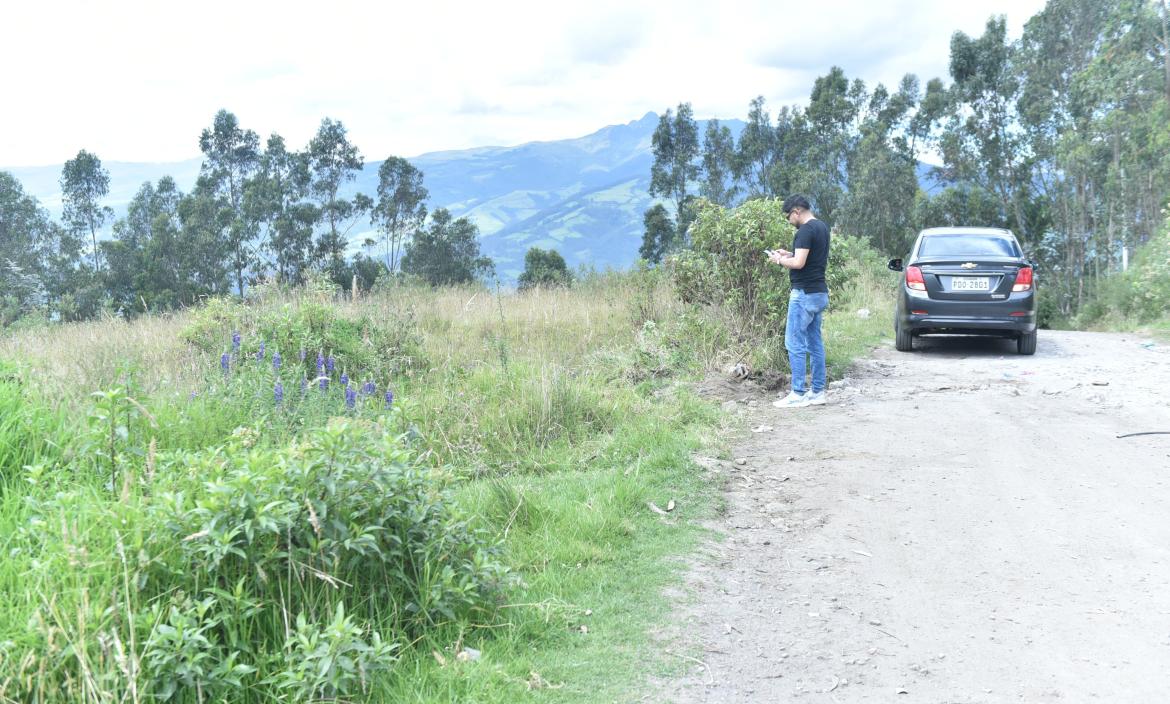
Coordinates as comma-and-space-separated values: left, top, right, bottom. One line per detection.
961, 262, 978, 269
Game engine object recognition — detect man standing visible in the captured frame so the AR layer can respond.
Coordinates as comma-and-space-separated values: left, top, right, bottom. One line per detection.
768, 195, 830, 408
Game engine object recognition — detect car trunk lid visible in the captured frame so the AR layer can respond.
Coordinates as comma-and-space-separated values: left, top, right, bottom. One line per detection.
916, 258, 1023, 301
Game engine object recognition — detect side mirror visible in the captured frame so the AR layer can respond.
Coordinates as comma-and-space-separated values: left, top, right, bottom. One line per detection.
887, 258, 904, 272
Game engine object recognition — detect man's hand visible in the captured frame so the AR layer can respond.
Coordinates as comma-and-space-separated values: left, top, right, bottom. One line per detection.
768, 248, 791, 265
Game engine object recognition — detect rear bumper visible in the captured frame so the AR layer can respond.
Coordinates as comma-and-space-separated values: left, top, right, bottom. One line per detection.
897, 292, 1037, 336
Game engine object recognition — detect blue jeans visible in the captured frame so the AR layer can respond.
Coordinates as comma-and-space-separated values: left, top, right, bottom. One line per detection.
785, 289, 829, 394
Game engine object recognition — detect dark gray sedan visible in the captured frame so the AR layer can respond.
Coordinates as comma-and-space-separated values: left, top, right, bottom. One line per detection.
888, 227, 1037, 355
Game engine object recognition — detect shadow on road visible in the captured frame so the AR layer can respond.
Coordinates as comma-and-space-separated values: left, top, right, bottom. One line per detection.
906, 334, 1033, 357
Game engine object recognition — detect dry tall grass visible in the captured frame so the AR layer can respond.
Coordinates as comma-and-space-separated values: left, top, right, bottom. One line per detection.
0, 275, 681, 410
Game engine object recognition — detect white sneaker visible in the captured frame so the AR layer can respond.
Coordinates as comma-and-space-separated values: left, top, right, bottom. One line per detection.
806, 391, 826, 406
772, 391, 809, 408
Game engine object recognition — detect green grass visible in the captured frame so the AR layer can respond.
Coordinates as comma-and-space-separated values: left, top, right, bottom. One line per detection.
0, 261, 891, 702
373, 389, 721, 702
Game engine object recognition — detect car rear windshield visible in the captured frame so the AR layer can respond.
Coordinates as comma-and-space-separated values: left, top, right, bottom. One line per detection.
918, 235, 1020, 258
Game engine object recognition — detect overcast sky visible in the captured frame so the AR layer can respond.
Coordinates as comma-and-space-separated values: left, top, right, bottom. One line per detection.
1, 0, 1048, 168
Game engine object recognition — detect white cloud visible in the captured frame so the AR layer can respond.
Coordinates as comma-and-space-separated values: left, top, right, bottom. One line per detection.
0, 0, 1047, 167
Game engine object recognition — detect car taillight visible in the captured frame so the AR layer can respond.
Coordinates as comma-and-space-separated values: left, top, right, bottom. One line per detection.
906, 266, 926, 291
1013, 267, 1033, 292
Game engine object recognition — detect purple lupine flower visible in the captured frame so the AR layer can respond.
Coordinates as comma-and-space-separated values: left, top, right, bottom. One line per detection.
274, 381, 284, 405
384, 390, 394, 409
301, 376, 308, 394
362, 381, 375, 395
345, 386, 357, 410
319, 376, 329, 391
221, 353, 230, 373
340, 373, 349, 388
189, 391, 198, 401
231, 331, 241, 352
299, 348, 306, 362
256, 341, 266, 361
272, 351, 282, 372
326, 356, 335, 373
316, 353, 325, 373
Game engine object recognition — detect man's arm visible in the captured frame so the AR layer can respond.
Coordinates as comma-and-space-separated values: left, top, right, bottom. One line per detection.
769, 248, 809, 269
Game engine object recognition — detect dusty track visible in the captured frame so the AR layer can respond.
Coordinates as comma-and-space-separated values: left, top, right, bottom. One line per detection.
659, 330, 1170, 703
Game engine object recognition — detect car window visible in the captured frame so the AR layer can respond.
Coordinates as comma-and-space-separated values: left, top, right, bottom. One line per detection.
918, 235, 1019, 258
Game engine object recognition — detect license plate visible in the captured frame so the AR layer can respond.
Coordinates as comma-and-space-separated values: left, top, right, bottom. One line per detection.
952, 276, 990, 291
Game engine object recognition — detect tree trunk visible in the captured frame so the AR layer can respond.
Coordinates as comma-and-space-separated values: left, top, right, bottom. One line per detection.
1162, 0, 1170, 102
90, 223, 101, 273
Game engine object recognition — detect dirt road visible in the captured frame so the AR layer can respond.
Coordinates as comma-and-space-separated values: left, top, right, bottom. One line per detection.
660, 330, 1170, 703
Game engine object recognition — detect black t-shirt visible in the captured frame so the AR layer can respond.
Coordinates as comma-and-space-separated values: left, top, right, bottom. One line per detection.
790, 218, 830, 293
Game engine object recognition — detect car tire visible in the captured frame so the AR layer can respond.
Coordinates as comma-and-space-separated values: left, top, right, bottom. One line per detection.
1017, 330, 1037, 355
895, 320, 914, 352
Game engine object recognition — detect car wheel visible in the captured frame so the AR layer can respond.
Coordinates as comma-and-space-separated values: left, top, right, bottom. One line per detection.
895, 320, 913, 352
1017, 330, 1037, 355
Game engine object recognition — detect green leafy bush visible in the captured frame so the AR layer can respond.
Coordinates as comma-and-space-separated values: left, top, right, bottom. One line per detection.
668, 198, 794, 334
147, 417, 510, 632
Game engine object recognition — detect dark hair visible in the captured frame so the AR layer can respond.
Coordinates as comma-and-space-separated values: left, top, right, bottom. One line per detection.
782, 194, 811, 214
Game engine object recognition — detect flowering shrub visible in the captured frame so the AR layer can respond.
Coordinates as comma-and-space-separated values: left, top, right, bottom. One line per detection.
181, 297, 422, 381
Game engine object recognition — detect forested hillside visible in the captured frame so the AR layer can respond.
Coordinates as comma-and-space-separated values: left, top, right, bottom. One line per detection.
638, 0, 1170, 324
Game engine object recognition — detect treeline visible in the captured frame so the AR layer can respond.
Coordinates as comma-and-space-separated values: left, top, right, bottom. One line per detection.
643, 0, 1170, 318
0, 111, 492, 325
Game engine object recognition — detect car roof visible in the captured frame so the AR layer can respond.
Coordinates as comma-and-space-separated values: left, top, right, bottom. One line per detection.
918, 227, 1015, 237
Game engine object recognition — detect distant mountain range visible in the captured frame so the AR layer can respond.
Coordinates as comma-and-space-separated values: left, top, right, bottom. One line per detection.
3, 112, 687, 281
4, 113, 943, 281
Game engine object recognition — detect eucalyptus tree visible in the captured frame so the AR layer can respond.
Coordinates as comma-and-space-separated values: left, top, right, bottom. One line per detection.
700, 119, 737, 206
769, 105, 810, 200
372, 156, 428, 273
198, 109, 261, 296
0, 172, 55, 323
649, 103, 700, 235
734, 96, 777, 198
639, 203, 675, 264
308, 118, 372, 285
1016, 0, 1121, 311
401, 208, 493, 286
103, 177, 199, 313
517, 247, 573, 290
942, 17, 1035, 241
178, 175, 232, 297
801, 67, 869, 225
837, 77, 922, 253
246, 134, 317, 284
60, 149, 113, 272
